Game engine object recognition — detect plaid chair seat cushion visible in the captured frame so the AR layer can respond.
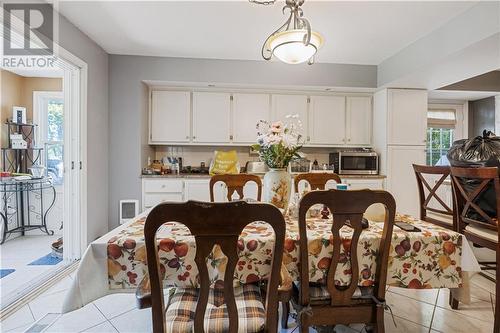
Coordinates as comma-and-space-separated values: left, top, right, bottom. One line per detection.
165, 283, 266, 333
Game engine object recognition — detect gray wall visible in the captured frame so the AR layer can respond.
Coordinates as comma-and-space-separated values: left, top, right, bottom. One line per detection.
108, 55, 377, 228
58, 15, 109, 243
469, 97, 495, 137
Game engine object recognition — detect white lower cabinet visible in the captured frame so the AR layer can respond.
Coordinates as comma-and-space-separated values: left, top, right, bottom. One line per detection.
183, 179, 210, 201
341, 178, 385, 190
142, 179, 184, 210
142, 176, 385, 211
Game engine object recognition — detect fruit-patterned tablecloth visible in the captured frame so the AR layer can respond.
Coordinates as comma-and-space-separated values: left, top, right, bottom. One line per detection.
62, 211, 480, 313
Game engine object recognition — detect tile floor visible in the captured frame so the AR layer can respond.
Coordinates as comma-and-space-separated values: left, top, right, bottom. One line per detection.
0, 271, 496, 333
0, 235, 63, 305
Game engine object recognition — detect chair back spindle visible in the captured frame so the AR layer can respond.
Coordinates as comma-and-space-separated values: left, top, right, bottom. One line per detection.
210, 174, 262, 202
294, 173, 341, 193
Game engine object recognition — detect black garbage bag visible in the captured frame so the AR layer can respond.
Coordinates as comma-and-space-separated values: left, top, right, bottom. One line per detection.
447, 130, 500, 223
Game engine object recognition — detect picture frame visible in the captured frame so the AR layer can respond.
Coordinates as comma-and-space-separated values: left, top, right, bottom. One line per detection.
12, 106, 27, 124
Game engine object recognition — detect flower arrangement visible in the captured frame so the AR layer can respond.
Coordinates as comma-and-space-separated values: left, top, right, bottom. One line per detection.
252, 115, 304, 169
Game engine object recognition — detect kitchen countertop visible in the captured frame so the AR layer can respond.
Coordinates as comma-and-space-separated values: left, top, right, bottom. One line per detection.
140, 174, 386, 179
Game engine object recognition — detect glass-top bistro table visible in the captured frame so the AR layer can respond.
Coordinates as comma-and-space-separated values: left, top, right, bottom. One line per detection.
0, 176, 56, 244
62, 208, 481, 313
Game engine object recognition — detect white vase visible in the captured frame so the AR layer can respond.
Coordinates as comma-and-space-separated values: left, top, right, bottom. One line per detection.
263, 168, 291, 210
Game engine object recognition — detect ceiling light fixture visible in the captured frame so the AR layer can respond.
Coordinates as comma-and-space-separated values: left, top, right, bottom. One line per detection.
248, 0, 276, 5
261, 0, 323, 65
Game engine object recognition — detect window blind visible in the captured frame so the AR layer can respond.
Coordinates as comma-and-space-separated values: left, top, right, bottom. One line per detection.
427, 109, 456, 128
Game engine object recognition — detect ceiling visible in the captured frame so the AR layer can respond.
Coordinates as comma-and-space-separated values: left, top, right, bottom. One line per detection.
1, 67, 63, 78
57, 1, 477, 65
428, 89, 498, 102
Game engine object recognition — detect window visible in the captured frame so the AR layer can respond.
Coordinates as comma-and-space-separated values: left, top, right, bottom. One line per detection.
34, 92, 64, 185
426, 109, 456, 166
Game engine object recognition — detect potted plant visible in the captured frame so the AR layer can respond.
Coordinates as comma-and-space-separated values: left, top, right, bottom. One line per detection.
252, 115, 304, 210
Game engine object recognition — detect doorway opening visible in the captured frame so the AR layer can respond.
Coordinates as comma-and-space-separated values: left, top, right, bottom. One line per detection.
0, 48, 87, 310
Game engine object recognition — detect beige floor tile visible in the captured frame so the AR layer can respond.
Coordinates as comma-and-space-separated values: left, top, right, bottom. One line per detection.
81, 320, 119, 332
388, 286, 439, 305
93, 293, 136, 320
28, 288, 67, 320
436, 289, 494, 323
470, 284, 495, 302
431, 306, 494, 333
385, 291, 435, 327
5, 323, 34, 333
471, 273, 496, 295
0, 305, 35, 332
45, 304, 107, 333
109, 308, 152, 333
384, 313, 429, 333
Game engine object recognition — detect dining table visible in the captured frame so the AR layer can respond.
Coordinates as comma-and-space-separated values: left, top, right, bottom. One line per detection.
62, 208, 481, 313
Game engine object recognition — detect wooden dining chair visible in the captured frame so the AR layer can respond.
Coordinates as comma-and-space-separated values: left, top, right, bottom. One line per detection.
210, 174, 262, 202
294, 172, 341, 193
450, 166, 500, 332
136, 200, 285, 333
292, 189, 396, 333
413, 164, 456, 231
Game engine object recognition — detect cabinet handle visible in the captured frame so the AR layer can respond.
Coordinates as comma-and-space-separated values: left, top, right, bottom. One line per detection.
193, 136, 196, 139
307, 136, 310, 142
230, 135, 233, 140
186, 136, 189, 139
347, 138, 351, 142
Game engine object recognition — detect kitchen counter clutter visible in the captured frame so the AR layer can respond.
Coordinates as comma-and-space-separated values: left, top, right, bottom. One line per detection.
140, 173, 386, 179
141, 174, 386, 211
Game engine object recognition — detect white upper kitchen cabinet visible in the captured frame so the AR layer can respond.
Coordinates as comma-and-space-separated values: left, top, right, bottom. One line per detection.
192, 92, 231, 143
232, 93, 270, 144
386, 145, 426, 217
346, 96, 372, 145
387, 89, 427, 145
272, 94, 308, 124
309, 96, 346, 145
150, 90, 191, 143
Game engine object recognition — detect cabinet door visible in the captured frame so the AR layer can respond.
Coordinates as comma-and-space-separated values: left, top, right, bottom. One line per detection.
232, 94, 270, 144
386, 145, 426, 217
347, 96, 372, 145
272, 94, 308, 125
387, 90, 427, 145
341, 178, 384, 190
309, 96, 346, 145
184, 179, 210, 201
192, 92, 231, 143
144, 193, 183, 209
150, 91, 190, 143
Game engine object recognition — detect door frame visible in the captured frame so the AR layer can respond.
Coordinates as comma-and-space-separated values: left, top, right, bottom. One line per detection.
57, 48, 88, 262
1, 9, 88, 261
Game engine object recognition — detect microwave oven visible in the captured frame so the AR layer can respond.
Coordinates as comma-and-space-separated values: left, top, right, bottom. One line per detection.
329, 150, 379, 175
